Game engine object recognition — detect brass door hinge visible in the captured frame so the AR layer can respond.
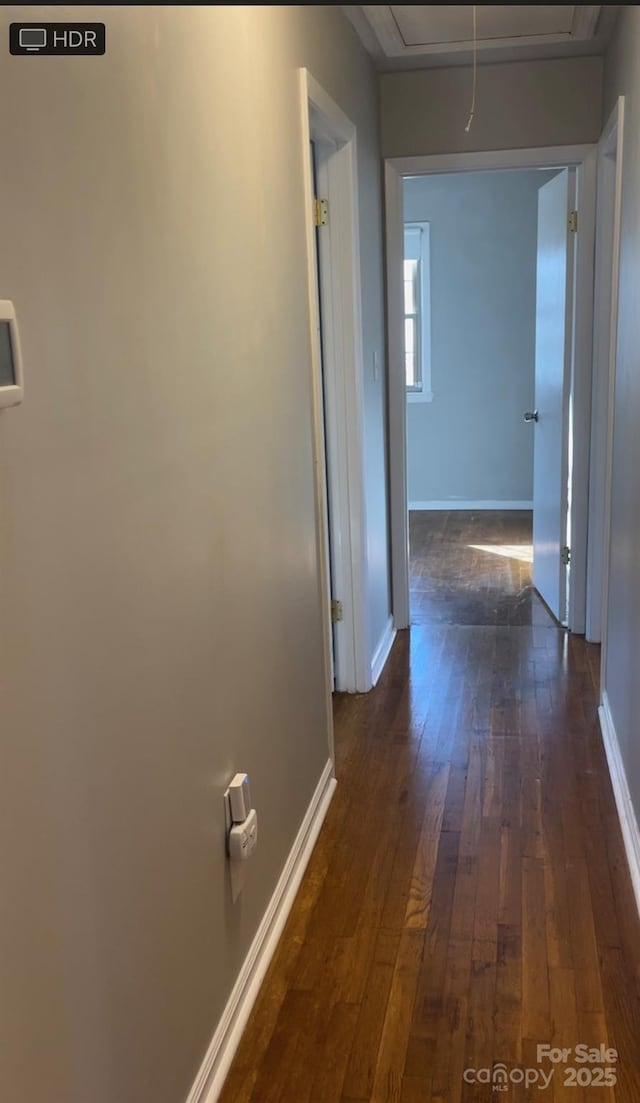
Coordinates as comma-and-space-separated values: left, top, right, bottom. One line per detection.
561, 545, 571, 565
314, 198, 329, 227
568, 210, 578, 233
331, 599, 343, 623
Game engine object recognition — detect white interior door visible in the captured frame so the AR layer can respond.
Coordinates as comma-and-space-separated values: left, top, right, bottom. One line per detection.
309, 139, 337, 687
531, 168, 576, 624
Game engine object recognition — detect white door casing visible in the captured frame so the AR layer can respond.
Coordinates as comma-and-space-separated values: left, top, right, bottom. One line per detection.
300, 70, 371, 698
587, 97, 625, 649
385, 146, 596, 636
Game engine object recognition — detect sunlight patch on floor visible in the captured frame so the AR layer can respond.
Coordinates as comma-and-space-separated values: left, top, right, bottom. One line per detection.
469, 543, 534, 564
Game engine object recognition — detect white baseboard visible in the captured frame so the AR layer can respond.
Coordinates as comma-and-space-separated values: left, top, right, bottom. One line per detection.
408, 500, 534, 511
371, 615, 396, 686
186, 760, 337, 1103
599, 692, 640, 919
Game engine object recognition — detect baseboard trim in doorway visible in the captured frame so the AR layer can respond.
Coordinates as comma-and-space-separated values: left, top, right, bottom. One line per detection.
185, 760, 337, 1103
599, 692, 640, 919
371, 615, 396, 686
408, 500, 534, 511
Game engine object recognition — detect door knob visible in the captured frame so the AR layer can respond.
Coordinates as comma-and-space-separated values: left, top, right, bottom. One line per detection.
523, 410, 538, 422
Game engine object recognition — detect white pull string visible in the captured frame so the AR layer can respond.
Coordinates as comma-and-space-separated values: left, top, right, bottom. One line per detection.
465, 5, 477, 133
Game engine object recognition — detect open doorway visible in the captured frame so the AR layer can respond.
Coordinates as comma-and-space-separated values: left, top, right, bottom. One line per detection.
402, 168, 559, 626
386, 145, 597, 636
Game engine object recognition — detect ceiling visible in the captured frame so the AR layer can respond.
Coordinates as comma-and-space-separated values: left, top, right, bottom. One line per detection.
343, 5, 619, 70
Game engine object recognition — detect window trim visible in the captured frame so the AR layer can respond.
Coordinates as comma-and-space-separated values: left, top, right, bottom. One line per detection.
403, 221, 433, 403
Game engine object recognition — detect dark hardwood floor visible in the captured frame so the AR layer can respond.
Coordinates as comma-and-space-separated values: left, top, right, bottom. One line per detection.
409, 510, 547, 627
220, 511, 640, 1102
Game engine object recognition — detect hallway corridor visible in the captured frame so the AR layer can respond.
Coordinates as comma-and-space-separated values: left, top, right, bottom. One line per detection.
220, 513, 640, 1102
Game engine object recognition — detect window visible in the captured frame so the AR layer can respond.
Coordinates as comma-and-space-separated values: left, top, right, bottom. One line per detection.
403, 223, 432, 402
404, 257, 420, 389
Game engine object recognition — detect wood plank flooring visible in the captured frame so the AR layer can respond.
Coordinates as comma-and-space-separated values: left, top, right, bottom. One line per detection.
409, 510, 547, 627
219, 511, 640, 1103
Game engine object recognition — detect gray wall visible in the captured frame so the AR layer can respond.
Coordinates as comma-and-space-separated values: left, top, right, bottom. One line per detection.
405, 169, 551, 506
381, 56, 603, 158
603, 10, 640, 824
0, 6, 389, 1103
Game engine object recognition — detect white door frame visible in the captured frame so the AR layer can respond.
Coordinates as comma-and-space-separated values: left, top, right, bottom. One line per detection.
385, 145, 597, 632
586, 97, 625, 654
299, 69, 371, 699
